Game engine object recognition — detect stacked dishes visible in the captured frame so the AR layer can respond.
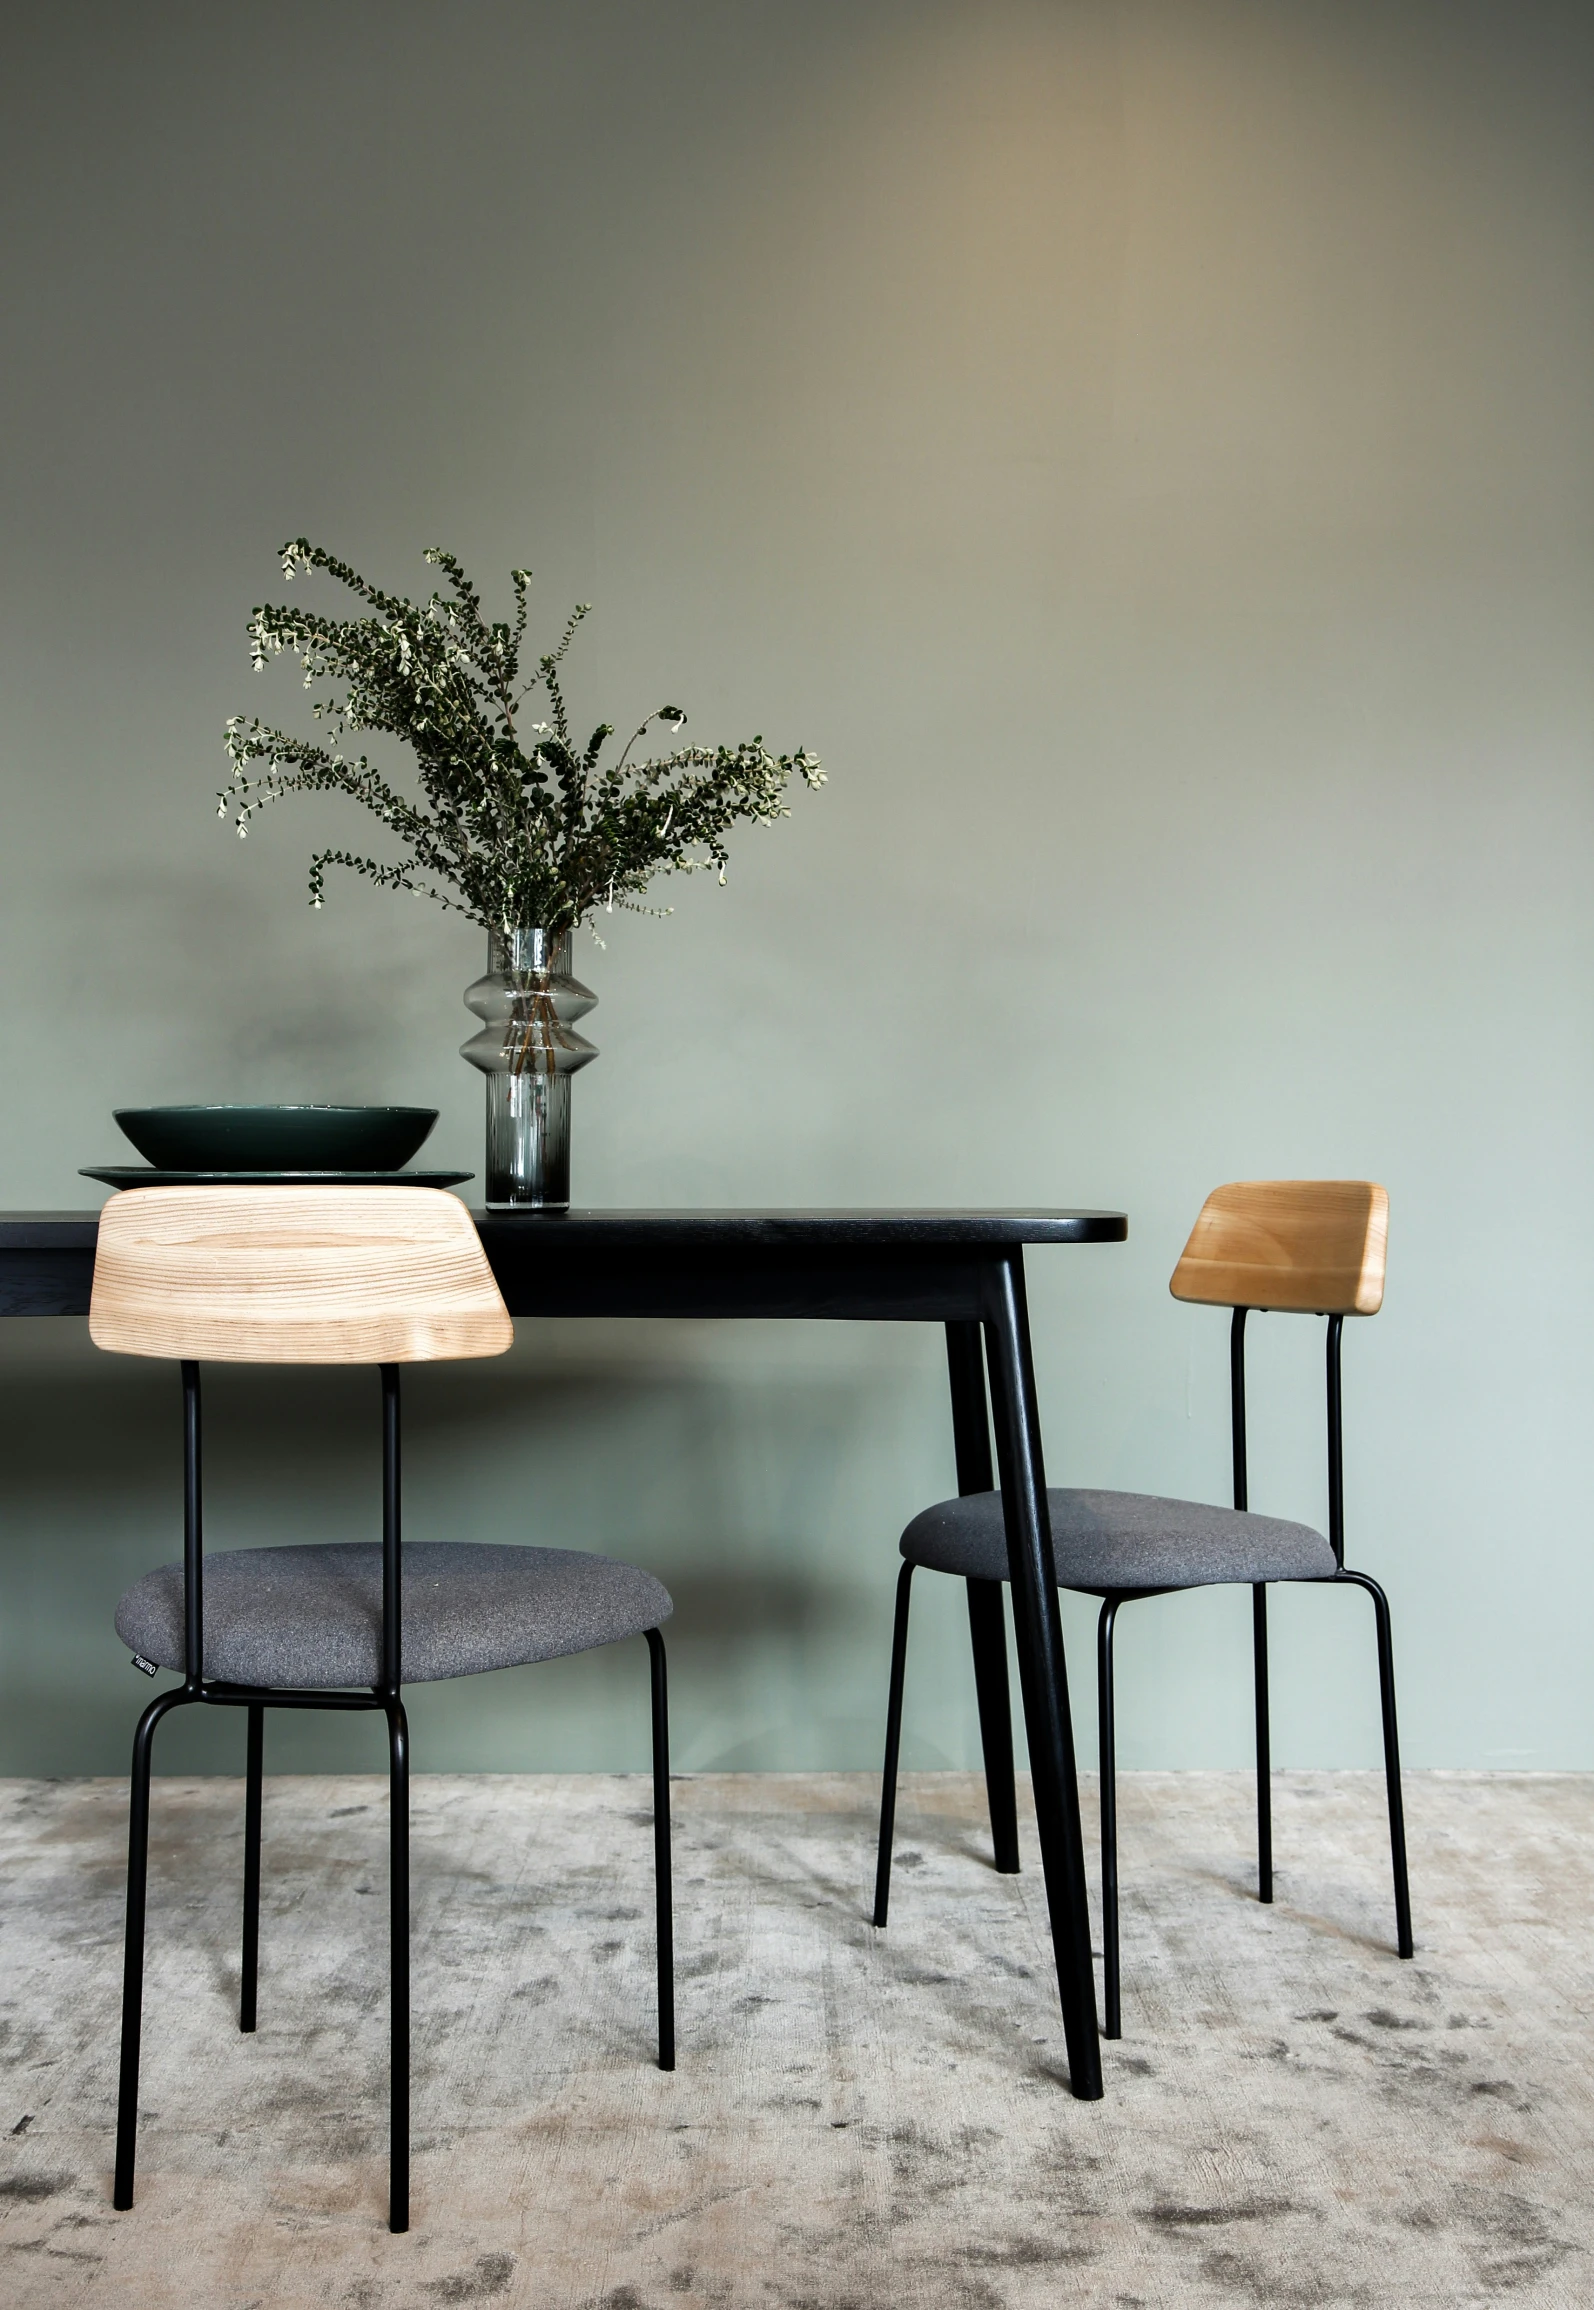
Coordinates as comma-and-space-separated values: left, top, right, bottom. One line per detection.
82, 1106, 471, 1189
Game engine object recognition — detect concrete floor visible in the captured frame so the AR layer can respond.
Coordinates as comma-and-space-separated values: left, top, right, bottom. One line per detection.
0, 1769, 1589, 2308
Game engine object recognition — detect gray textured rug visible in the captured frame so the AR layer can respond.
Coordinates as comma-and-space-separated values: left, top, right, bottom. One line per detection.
0, 1770, 1589, 2307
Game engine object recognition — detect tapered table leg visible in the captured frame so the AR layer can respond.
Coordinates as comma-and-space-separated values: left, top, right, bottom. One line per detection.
982, 1253, 1103, 2101
944, 1322, 1020, 1874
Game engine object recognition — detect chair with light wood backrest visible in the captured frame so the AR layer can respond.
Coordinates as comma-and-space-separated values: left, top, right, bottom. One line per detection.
91, 1186, 675, 2233
872, 1181, 1411, 2039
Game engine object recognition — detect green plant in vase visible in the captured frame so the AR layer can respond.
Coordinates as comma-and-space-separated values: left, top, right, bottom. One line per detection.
221, 540, 823, 1207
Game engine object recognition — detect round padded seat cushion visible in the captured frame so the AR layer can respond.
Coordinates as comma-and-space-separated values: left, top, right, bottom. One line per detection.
115, 1542, 672, 1689
901, 1488, 1337, 1591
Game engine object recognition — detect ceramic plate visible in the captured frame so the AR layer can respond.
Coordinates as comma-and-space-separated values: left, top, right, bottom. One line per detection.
82, 1167, 474, 1190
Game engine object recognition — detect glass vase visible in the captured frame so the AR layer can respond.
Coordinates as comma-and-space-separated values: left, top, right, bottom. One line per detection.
460, 929, 597, 1211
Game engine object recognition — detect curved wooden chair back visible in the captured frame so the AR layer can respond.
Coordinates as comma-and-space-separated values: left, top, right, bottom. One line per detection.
1170, 1180, 1388, 1317
89, 1186, 514, 1364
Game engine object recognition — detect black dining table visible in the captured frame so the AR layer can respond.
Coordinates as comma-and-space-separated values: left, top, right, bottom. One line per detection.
0, 1202, 1128, 2099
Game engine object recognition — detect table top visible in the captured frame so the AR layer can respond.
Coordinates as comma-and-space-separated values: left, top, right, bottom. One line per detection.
0, 1207, 1127, 1322
0, 1207, 1127, 1250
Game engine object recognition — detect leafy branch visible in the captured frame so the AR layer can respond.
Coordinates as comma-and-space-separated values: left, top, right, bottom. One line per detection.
220, 539, 824, 939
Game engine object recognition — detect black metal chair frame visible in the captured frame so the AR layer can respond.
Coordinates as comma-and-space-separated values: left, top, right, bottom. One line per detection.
875, 1311, 1413, 2038
114, 1359, 674, 2234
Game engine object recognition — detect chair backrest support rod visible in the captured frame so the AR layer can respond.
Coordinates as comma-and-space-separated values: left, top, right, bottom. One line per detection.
182, 1361, 203, 1689
1326, 1313, 1345, 1566
1229, 1308, 1249, 1513
381, 1365, 402, 1696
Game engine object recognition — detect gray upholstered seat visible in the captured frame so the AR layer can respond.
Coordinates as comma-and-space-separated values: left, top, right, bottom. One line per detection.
115, 1542, 673, 1690
901, 1488, 1337, 1592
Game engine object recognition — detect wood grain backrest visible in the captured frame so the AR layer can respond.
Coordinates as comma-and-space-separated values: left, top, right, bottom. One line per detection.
1169, 1181, 1389, 1316
89, 1186, 514, 1364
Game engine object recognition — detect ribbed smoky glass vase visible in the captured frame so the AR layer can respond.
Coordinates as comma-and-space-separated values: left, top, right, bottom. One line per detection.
460, 929, 597, 1211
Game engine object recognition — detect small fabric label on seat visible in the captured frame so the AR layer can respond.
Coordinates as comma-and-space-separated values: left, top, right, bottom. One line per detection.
130, 1654, 158, 1677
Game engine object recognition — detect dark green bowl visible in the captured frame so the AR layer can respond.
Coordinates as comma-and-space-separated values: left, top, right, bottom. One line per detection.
114, 1105, 439, 1173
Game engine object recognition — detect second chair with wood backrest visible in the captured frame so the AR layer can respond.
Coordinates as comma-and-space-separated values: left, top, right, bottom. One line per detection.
873, 1180, 1413, 2037
90, 1185, 675, 2232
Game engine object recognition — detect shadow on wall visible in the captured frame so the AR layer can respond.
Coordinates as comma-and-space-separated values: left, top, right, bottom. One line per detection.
663, 1569, 864, 1645
70, 861, 482, 1113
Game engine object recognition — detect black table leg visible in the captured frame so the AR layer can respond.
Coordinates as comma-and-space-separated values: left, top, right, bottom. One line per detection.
945, 1322, 1020, 1874
982, 1252, 1103, 2100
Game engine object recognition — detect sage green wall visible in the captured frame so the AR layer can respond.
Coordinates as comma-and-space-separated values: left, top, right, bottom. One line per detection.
0, 1, 1589, 1780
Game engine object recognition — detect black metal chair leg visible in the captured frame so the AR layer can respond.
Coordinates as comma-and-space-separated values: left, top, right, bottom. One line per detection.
386, 1698, 410, 2235
1096, 1598, 1122, 2041
873, 1562, 915, 1928
966, 1577, 1020, 1874
645, 1628, 675, 2071
241, 1703, 263, 2032
114, 1688, 191, 2212
1253, 1585, 1273, 1904
1337, 1570, 1414, 1958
